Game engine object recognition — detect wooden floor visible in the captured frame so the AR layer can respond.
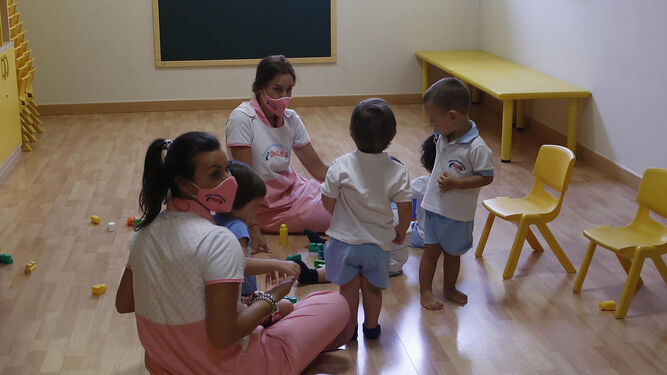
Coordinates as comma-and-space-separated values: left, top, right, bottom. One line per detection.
1, 104, 666, 375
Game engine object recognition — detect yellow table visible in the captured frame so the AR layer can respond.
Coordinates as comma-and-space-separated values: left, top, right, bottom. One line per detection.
416, 50, 591, 162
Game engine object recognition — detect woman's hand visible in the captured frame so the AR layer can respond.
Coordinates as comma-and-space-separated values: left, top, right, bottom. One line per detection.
265, 272, 295, 301
249, 225, 271, 254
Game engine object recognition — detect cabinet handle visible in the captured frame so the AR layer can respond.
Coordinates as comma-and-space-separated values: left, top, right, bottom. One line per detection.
1, 57, 8, 80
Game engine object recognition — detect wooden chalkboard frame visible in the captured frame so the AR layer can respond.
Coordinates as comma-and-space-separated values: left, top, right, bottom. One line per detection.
151, 0, 337, 68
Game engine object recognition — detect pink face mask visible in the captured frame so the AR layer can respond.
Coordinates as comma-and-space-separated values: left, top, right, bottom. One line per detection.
264, 95, 291, 118
190, 176, 238, 213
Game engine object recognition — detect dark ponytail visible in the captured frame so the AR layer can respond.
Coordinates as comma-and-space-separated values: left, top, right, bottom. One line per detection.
137, 132, 221, 230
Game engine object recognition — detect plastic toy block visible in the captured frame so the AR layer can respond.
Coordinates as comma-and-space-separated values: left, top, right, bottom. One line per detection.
127, 216, 135, 226
92, 284, 107, 296
0, 254, 13, 264
283, 296, 297, 304
24, 261, 36, 273
107, 221, 116, 232
133, 218, 144, 227
599, 300, 616, 311
279, 223, 288, 246
285, 254, 302, 262
308, 242, 318, 253
314, 259, 325, 269
91, 215, 101, 224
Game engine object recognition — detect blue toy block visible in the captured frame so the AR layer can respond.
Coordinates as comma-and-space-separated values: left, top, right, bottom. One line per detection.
0, 254, 13, 264
286, 254, 302, 262
283, 296, 297, 304
317, 243, 325, 260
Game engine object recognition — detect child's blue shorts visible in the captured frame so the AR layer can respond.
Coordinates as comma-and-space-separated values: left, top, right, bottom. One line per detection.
324, 238, 390, 289
424, 210, 474, 256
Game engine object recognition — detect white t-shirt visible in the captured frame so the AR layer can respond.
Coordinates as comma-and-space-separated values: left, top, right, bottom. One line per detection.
129, 210, 246, 324
411, 174, 429, 240
225, 101, 311, 181
321, 150, 412, 250
422, 121, 494, 222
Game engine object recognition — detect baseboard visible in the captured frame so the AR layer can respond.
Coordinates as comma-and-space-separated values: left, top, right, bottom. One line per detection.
526, 118, 641, 190
478, 94, 641, 190
39, 94, 422, 116
0, 145, 22, 181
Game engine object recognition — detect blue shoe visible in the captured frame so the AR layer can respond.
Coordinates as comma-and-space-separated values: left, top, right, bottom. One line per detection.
362, 324, 381, 340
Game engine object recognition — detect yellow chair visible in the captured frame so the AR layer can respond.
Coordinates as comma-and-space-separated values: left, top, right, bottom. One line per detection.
573, 168, 667, 319
475, 145, 577, 279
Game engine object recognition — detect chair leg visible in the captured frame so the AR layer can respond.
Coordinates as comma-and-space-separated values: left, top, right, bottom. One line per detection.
615, 250, 646, 319
651, 255, 667, 285
573, 241, 596, 293
526, 228, 544, 252
616, 254, 644, 289
535, 221, 576, 273
475, 213, 495, 258
502, 219, 530, 279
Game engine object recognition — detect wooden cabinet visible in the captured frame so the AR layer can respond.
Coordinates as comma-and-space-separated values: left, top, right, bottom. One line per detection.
0, 42, 21, 166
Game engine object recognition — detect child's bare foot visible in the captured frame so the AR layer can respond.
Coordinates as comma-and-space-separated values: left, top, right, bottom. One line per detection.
420, 290, 444, 310
443, 288, 468, 305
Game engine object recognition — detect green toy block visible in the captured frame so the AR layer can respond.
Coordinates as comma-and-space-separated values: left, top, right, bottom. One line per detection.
0, 254, 13, 264
283, 296, 297, 304
314, 259, 325, 269
286, 254, 302, 262
308, 242, 318, 252
133, 218, 145, 226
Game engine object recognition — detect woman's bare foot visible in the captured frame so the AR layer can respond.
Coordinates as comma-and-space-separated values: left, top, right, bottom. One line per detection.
420, 290, 444, 310
443, 288, 468, 305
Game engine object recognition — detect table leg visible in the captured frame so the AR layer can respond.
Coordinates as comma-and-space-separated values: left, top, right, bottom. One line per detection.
501, 99, 514, 162
422, 60, 430, 94
567, 98, 578, 154
471, 87, 481, 103
516, 100, 525, 129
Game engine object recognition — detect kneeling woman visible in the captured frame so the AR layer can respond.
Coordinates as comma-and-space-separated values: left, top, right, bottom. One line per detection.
115, 131, 349, 374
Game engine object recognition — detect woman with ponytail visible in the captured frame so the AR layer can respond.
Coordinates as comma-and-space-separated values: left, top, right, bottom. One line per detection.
115, 131, 349, 374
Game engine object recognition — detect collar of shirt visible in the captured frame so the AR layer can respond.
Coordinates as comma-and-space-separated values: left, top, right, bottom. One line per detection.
166, 197, 215, 224
353, 149, 391, 161
437, 120, 479, 145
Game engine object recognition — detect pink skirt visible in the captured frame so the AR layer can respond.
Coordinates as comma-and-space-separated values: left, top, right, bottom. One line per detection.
257, 168, 331, 233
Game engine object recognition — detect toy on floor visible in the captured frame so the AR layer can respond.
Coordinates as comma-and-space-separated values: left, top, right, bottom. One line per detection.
91, 215, 101, 224
127, 216, 135, 226
92, 284, 107, 296
314, 259, 325, 269
0, 253, 13, 264
599, 300, 616, 311
283, 296, 297, 304
286, 254, 301, 262
308, 242, 318, 253
108, 221, 116, 232
279, 223, 288, 246
133, 218, 144, 227
24, 261, 36, 273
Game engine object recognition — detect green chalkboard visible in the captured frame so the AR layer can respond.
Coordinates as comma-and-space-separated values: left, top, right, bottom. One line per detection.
152, 0, 336, 67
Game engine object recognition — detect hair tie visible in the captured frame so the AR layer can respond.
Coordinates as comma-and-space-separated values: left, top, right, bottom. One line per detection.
162, 139, 172, 151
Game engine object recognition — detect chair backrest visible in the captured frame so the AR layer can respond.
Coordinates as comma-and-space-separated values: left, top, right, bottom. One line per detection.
533, 145, 576, 193
637, 168, 667, 218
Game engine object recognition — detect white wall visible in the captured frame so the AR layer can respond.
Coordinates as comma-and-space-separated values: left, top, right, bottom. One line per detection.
480, 0, 667, 176
19, 0, 479, 103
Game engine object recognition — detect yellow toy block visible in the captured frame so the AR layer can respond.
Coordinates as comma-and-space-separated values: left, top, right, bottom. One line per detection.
92, 284, 107, 296
599, 300, 616, 311
279, 223, 288, 246
91, 215, 101, 224
24, 260, 36, 273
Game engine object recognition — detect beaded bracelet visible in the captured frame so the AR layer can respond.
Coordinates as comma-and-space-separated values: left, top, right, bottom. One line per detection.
253, 291, 278, 315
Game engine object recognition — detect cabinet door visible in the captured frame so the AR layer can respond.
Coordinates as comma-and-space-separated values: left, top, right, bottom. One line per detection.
0, 44, 21, 165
